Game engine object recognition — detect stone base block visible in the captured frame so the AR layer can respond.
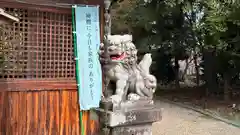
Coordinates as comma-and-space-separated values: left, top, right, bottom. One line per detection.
97, 100, 162, 135
100, 100, 155, 112
101, 123, 152, 135
97, 101, 161, 135
97, 107, 161, 127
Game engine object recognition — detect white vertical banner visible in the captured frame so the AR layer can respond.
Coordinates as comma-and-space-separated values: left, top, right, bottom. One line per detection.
75, 5, 102, 110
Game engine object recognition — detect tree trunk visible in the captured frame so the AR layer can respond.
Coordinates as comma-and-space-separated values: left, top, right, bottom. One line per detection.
203, 49, 218, 96
183, 59, 189, 80
193, 53, 200, 86
174, 58, 180, 89
223, 73, 230, 101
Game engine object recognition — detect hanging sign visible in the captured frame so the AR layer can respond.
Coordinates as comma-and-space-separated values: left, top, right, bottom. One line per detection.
74, 5, 102, 110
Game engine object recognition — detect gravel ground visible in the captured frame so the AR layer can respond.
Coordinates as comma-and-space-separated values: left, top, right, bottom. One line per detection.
152, 101, 240, 135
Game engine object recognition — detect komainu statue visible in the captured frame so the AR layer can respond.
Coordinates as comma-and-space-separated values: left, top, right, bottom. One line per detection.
100, 34, 157, 105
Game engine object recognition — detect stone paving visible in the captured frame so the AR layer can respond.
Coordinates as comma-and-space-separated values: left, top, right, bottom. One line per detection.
152, 101, 240, 135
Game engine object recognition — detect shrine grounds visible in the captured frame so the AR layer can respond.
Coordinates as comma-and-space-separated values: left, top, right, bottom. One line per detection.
152, 101, 240, 135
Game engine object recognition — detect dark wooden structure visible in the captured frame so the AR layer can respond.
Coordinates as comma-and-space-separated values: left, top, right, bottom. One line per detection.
0, 0, 104, 135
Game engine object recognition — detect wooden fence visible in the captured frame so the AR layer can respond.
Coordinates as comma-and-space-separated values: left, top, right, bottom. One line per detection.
0, 1, 103, 135
0, 90, 96, 135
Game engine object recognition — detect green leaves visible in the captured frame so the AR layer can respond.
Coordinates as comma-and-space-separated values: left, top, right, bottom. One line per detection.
111, 0, 240, 80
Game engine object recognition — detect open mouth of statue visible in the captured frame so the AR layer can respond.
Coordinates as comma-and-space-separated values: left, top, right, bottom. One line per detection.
110, 53, 125, 61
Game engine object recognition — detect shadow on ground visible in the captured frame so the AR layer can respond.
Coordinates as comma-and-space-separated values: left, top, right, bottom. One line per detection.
152, 101, 240, 135
155, 86, 240, 125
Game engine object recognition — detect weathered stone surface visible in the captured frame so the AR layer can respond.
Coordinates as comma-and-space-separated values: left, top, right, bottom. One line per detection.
100, 123, 152, 135
100, 100, 113, 111
100, 100, 155, 112
98, 101, 161, 135
100, 35, 157, 105
97, 107, 161, 127
110, 123, 152, 135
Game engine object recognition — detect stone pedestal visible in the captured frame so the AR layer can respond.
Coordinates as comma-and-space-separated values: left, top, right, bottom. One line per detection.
97, 100, 162, 135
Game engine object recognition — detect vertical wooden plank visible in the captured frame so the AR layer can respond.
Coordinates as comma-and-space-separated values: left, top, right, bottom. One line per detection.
66, 91, 70, 135
74, 91, 80, 135
44, 91, 48, 135
4, 92, 9, 135
81, 111, 85, 135
48, 91, 53, 135
26, 92, 32, 135
0, 92, 6, 134
39, 91, 47, 135
6, 92, 13, 135
54, 90, 60, 135
48, 91, 60, 135
34, 92, 39, 135
70, 90, 82, 135
59, 90, 67, 135
59, 91, 63, 135
81, 111, 88, 135
26, 92, 39, 135
67, 91, 72, 135
0, 92, 3, 133
6, 92, 19, 135
2, 92, 8, 135
46, 91, 51, 135
11, 92, 18, 135
70, 91, 75, 135
86, 111, 90, 135
69, 91, 78, 135
18, 92, 27, 135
